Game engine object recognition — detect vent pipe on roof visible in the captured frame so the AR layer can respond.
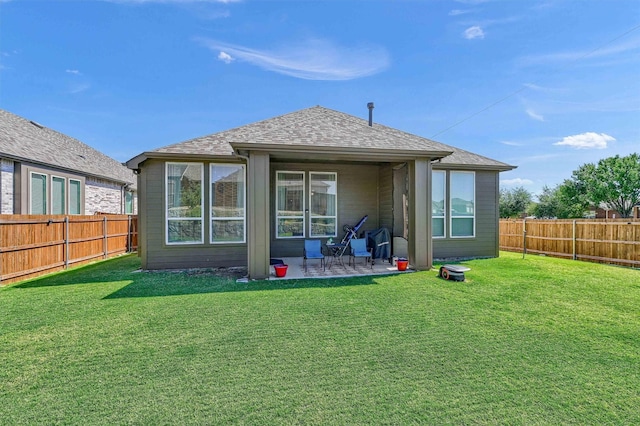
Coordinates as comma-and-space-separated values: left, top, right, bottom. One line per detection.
367, 102, 374, 126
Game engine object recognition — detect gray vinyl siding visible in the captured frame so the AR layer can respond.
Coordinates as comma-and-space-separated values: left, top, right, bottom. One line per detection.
270, 162, 381, 258
139, 159, 247, 270
432, 170, 499, 259
378, 164, 393, 231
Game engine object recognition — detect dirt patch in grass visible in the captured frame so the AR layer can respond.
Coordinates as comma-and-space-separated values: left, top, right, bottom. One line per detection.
141, 266, 248, 280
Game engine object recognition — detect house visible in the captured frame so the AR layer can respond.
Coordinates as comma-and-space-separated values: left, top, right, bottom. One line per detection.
126, 106, 515, 279
0, 109, 137, 215
588, 202, 640, 219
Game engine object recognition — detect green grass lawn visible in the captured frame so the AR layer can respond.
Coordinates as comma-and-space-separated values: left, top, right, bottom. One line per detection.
1, 252, 638, 424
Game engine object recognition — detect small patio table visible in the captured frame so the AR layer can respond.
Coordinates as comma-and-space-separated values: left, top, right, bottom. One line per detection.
325, 243, 348, 268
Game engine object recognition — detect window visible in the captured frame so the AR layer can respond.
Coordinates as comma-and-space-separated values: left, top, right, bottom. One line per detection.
432, 171, 445, 238
450, 171, 475, 237
210, 164, 246, 243
29, 171, 82, 215
309, 172, 337, 237
69, 179, 81, 215
125, 191, 134, 214
30, 173, 47, 214
166, 162, 203, 244
276, 171, 305, 238
52, 176, 66, 215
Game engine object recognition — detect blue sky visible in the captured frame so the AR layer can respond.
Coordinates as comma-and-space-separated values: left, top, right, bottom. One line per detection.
1, 0, 639, 197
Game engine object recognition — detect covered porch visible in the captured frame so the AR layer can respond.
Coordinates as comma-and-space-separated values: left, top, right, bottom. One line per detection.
266, 256, 415, 280
246, 149, 437, 280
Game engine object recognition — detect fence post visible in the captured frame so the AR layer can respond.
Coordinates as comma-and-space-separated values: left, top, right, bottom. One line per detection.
127, 215, 132, 253
0, 223, 3, 285
572, 219, 577, 260
65, 216, 70, 269
522, 218, 527, 259
103, 216, 108, 259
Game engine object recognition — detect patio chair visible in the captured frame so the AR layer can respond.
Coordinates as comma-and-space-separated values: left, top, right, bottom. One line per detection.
349, 238, 372, 269
303, 239, 325, 272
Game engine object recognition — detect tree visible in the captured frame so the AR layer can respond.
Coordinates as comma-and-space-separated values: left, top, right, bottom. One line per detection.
556, 179, 592, 218
499, 186, 533, 218
570, 153, 640, 218
531, 182, 590, 219
530, 185, 560, 218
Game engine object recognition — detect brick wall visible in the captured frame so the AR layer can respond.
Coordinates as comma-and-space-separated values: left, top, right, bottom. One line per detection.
85, 177, 124, 214
1, 159, 14, 214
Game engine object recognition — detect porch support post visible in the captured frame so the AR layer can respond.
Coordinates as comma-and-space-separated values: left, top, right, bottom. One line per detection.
408, 159, 432, 270
247, 152, 270, 279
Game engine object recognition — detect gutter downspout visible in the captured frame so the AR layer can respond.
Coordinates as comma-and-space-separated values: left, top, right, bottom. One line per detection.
234, 152, 250, 162
121, 184, 127, 214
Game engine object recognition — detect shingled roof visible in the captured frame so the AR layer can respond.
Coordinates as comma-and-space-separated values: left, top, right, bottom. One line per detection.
128, 106, 514, 171
0, 109, 136, 187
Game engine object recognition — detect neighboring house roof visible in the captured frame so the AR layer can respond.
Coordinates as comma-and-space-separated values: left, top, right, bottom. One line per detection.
128, 106, 515, 171
0, 109, 136, 188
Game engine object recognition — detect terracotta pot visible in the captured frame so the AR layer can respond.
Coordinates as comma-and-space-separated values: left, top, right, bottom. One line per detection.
274, 264, 288, 277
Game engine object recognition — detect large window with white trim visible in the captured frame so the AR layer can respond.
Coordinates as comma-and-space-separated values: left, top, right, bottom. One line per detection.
210, 164, 246, 243
432, 171, 445, 238
276, 171, 305, 238
309, 172, 337, 237
450, 171, 475, 237
166, 162, 203, 244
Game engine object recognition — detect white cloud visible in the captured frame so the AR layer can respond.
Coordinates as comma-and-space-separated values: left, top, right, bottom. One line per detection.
501, 178, 534, 186
197, 38, 390, 81
66, 69, 82, 75
217, 51, 234, 64
69, 83, 91, 94
500, 140, 524, 146
525, 108, 544, 121
554, 132, 615, 149
518, 36, 640, 67
523, 83, 568, 94
463, 26, 484, 40
449, 9, 474, 16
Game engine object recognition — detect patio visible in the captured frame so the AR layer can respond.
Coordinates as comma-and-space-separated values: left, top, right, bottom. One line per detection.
268, 257, 413, 280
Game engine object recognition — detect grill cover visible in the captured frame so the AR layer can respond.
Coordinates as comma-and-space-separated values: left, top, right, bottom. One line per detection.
367, 227, 391, 260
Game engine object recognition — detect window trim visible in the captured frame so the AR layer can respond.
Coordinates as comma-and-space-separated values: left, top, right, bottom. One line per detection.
449, 170, 476, 239
275, 170, 306, 239
432, 170, 446, 239
309, 171, 338, 238
165, 162, 204, 246
210, 163, 246, 244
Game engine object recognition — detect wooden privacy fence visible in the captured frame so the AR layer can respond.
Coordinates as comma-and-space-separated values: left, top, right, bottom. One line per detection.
500, 219, 640, 268
0, 214, 138, 285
